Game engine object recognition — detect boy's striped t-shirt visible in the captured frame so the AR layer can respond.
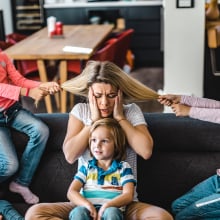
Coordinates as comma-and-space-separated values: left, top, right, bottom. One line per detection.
74, 158, 136, 208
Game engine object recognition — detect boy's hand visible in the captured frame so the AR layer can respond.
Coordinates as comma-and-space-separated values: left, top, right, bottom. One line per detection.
86, 203, 97, 220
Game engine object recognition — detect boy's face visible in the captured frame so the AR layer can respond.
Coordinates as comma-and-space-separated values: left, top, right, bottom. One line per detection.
90, 126, 114, 161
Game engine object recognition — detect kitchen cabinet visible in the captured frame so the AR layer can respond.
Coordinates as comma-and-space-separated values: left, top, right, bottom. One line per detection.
11, 0, 44, 35
45, 8, 86, 24
45, 4, 163, 68
125, 7, 163, 67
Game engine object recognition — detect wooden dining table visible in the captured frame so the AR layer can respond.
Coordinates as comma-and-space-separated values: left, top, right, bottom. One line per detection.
4, 24, 114, 113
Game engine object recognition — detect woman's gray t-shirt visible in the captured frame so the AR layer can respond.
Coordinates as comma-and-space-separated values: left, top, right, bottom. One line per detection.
70, 102, 147, 200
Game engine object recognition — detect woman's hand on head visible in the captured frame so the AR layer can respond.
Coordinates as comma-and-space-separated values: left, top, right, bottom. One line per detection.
89, 87, 101, 122
113, 90, 125, 121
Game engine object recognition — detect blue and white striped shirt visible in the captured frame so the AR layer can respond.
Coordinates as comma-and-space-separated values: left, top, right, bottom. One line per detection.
74, 158, 136, 208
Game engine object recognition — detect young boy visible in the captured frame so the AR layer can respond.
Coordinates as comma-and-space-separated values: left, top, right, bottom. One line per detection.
67, 118, 136, 220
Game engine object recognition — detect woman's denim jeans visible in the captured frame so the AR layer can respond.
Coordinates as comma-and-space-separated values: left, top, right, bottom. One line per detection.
69, 206, 123, 220
0, 200, 24, 220
0, 104, 49, 186
172, 174, 220, 220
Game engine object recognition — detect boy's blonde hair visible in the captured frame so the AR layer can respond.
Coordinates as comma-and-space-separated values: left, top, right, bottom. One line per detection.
89, 118, 126, 161
62, 60, 158, 102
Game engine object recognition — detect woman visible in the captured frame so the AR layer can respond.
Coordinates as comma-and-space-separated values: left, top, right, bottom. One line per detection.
25, 61, 173, 220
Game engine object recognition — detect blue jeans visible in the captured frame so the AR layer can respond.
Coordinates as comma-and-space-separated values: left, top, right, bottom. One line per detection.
69, 205, 123, 220
172, 174, 220, 220
0, 200, 24, 220
0, 102, 49, 186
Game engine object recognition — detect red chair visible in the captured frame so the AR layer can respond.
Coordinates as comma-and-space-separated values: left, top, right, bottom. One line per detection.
0, 41, 13, 51
6, 33, 40, 77
91, 38, 117, 62
113, 29, 134, 69
66, 38, 118, 107
66, 38, 118, 75
6, 33, 27, 44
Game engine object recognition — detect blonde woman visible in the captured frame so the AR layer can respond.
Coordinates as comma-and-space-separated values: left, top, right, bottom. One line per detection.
25, 61, 173, 220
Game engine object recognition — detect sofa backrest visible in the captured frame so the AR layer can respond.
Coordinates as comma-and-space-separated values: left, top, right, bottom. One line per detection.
138, 113, 220, 210
5, 113, 220, 212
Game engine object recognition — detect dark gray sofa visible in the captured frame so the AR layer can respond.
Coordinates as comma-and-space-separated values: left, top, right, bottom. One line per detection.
1, 112, 220, 217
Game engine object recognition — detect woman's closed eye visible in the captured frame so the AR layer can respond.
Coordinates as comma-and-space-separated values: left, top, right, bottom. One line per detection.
107, 93, 117, 98
94, 93, 117, 99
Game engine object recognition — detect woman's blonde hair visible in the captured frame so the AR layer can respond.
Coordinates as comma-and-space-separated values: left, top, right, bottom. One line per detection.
89, 118, 126, 161
61, 60, 158, 101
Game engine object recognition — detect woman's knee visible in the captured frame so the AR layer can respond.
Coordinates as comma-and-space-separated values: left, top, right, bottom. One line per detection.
126, 201, 173, 220
25, 202, 73, 220
25, 204, 44, 220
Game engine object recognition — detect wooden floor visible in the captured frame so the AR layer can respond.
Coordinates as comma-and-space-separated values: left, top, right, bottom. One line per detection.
21, 67, 164, 114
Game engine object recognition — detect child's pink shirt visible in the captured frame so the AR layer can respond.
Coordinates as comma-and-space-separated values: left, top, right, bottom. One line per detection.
181, 95, 220, 124
0, 52, 40, 111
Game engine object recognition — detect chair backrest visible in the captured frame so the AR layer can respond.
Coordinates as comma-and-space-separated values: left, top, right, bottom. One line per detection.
16, 60, 39, 76
90, 38, 117, 62
0, 41, 13, 51
113, 29, 134, 68
67, 38, 118, 75
5, 33, 39, 76
6, 33, 27, 44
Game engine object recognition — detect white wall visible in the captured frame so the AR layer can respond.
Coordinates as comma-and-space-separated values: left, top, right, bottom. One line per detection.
0, 1, 13, 34
163, 0, 205, 99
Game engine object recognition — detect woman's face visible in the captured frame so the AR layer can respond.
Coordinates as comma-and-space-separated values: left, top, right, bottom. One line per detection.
91, 83, 117, 118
